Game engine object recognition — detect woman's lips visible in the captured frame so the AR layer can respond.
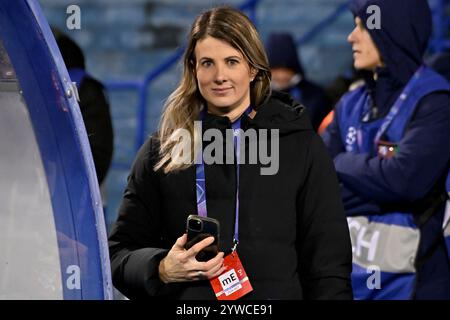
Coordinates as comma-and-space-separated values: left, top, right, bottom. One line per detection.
212, 87, 232, 95
212, 87, 231, 93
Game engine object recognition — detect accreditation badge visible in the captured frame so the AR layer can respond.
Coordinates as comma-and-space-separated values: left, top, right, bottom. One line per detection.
209, 251, 253, 300
377, 139, 398, 159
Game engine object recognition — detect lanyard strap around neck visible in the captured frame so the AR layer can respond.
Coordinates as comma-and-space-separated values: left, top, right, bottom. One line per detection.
373, 66, 425, 144
195, 106, 252, 249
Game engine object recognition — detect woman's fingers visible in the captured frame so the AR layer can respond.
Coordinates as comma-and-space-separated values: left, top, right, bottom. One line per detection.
204, 259, 225, 279
201, 251, 224, 270
166, 235, 227, 282
187, 263, 224, 281
191, 251, 224, 273
187, 252, 225, 280
187, 269, 207, 281
172, 233, 187, 250
209, 265, 227, 280
184, 236, 215, 258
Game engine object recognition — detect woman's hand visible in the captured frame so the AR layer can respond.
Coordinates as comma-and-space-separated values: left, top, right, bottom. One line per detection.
158, 234, 225, 283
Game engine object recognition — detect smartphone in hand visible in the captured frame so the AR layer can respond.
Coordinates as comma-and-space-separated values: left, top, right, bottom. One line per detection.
185, 215, 220, 262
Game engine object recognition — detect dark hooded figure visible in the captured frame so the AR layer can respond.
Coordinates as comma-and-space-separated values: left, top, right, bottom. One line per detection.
53, 29, 114, 186
428, 50, 450, 82
266, 33, 332, 131
322, 0, 450, 299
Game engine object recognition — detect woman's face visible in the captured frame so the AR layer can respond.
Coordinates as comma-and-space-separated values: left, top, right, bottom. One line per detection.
195, 36, 256, 114
347, 17, 383, 70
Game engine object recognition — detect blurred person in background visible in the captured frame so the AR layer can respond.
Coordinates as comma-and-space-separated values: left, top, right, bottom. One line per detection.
53, 29, 114, 186
322, 0, 450, 299
426, 48, 450, 299
266, 32, 332, 131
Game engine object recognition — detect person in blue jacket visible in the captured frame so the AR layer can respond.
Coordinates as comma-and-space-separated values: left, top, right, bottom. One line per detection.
428, 52, 450, 262
322, 0, 450, 299
266, 33, 332, 131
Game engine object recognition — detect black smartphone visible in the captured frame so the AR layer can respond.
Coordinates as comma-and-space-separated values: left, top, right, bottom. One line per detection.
185, 214, 220, 262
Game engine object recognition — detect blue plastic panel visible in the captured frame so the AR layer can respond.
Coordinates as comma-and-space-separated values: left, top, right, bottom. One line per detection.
0, 0, 112, 299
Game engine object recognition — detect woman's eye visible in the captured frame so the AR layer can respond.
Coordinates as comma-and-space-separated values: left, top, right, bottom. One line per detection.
201, 61, 212, 67
227, 60, 239, 66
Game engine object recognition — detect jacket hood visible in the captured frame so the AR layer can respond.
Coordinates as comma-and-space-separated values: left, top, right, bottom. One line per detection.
202, 91, 313, 134
251, 90, 313, 134
350, 0, 432, 85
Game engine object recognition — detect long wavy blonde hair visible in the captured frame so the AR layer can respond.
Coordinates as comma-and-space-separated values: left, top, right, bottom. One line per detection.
155, 6, 271, 173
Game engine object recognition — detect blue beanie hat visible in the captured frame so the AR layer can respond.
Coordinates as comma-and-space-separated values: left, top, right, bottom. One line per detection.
266, 32, 304, 76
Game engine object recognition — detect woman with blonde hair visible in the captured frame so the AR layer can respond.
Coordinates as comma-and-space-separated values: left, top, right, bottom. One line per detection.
109, 6, 352, 300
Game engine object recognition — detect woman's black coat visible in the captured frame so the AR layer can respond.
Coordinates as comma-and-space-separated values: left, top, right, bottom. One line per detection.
108, 91, 353, 300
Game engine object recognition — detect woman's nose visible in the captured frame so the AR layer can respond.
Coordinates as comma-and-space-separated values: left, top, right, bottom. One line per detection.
347, 27, 357, 44
214, 64, 227, 83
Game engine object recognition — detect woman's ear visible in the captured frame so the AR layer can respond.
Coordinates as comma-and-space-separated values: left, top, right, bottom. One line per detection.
250, 68, 258, 81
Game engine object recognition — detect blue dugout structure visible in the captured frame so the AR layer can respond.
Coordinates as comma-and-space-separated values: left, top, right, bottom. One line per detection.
0, 0, 112, 299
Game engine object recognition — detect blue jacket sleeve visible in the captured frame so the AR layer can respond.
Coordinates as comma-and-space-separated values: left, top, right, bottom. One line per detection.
321, 103, 382, 215
334, 92, 450, 203
339, 183, 382, 215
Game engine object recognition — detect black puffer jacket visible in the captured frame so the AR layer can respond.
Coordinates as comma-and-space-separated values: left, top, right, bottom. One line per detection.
109, 91, 352, 300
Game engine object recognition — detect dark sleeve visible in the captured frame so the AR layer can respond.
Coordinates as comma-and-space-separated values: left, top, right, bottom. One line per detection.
296, 133, 353, 300
333, 93, 450, 203
78, 78, 114, 185
308, 85, 333, 132
299, 82, 331, 132
321, 103, 345, 159
108, 137, 169, 299
340, 183, 382, 216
